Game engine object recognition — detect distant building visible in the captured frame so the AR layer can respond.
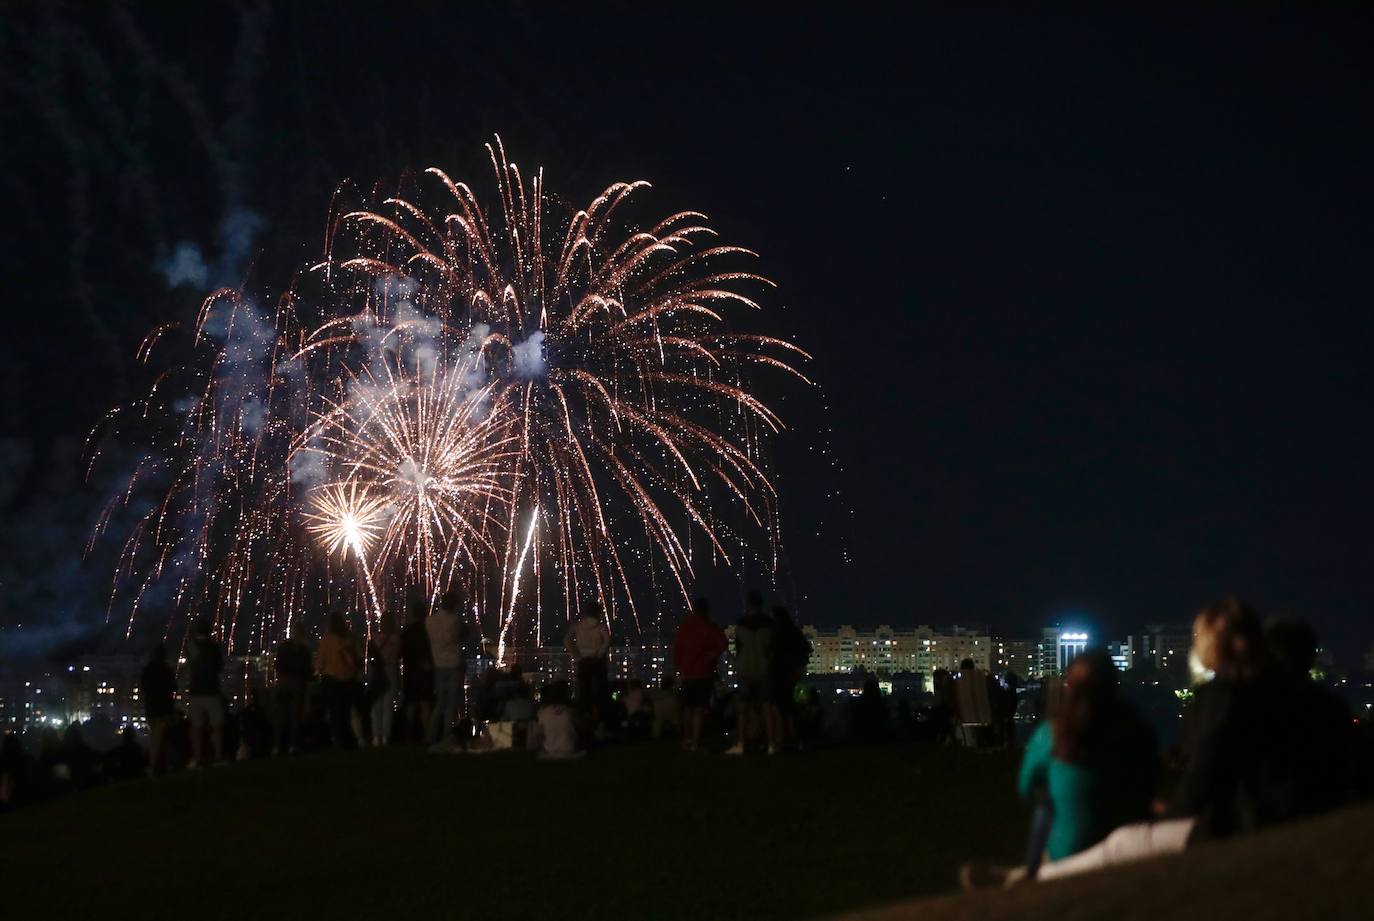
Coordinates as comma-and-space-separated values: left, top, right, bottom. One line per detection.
801, 624, 990, 692
66, 655, 144, 727
994, 637, 1040, 678
611, 643, 668, 686
1105, 640, 1132, 671
929, 626, 993, 674
1129, 625, 1192, 675
1037, 629, 1058, 678
0, 667, 68, 730
1038, 627, 1090, 678
503, 646, 571, 685
0, 669, 21, 727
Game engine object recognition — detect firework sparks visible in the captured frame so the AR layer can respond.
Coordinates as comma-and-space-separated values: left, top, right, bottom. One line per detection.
295, 358, 517, 598
303, 480, 389, 624
303, 481, 389, 560
92, 137, 808, 650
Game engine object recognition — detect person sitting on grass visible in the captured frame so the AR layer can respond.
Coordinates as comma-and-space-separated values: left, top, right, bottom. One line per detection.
531, 681, 582, 760
850, 676, 891, 742
1027, 599, 1356, 883
650, 676, 682, 739
960, 647, 1158, 890
622, 680, 651, 739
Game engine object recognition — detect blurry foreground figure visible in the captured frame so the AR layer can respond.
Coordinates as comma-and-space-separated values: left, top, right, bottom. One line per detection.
1035, 599, 1357, 882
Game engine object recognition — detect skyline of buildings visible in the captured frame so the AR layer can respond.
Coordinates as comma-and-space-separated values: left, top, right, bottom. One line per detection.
4, 622, 1371, 732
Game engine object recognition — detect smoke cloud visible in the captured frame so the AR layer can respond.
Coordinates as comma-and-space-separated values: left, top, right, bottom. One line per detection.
512, 331, 547, 379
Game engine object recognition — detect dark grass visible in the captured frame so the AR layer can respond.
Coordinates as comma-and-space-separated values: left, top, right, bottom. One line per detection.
2, 742, 1026, 920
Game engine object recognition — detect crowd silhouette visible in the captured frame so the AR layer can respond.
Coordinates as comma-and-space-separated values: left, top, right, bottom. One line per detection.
3, 592, 1371, 894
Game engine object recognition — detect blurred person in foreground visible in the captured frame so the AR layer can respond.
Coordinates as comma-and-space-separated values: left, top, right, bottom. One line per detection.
961, 648, 1157, 889
1029, 598, 1358, 882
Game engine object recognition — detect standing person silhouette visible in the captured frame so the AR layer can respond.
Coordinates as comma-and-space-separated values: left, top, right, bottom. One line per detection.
401, 601, 434, 743
272, 619, 313, 755
186, 619, 227, 767
672, 597, 728, 752
317, 610, 367, 748
369, 611, 402, 746
140, 643, 177, 774
726, 591, 780, 755
426, 592, 465, 745
565, 603, 612, 731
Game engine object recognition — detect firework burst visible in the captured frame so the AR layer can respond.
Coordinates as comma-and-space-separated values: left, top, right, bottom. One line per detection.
91, 137, 808, 652
303, 480, 389, 560
296, 357, 517, 597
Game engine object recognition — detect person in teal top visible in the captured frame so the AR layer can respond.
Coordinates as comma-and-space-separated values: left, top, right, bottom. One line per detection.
1017, 649, 1159, 862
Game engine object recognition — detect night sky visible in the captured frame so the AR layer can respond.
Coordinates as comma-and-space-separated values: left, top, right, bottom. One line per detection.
2, 5, 1371, 659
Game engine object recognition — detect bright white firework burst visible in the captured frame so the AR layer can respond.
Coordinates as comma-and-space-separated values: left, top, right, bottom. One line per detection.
91, 137, 811, 654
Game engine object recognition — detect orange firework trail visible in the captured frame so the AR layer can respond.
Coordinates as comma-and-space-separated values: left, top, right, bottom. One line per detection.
91, 137, 809, 651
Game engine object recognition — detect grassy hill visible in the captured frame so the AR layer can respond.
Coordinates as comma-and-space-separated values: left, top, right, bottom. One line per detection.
836, 799, 1374, 921
0, 742, 1026, 920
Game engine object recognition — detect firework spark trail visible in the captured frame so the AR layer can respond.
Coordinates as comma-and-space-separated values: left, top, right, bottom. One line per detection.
91, 138, 809, 651
496, 504, 540, 667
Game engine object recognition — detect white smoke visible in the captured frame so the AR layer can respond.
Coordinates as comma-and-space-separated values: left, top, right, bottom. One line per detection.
289, 447, 327, 487
512, 331, 547, 380
160, 242, 210, 288
392, 298, 442, 339
239, 398, 265, 434
157, 207, 265, 290
414, 342, 438, 378
201, 297, 274, 366
373, 273, 419, 301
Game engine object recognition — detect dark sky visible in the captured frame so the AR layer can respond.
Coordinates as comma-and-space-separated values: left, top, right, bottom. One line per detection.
2, 4, 1371, 659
